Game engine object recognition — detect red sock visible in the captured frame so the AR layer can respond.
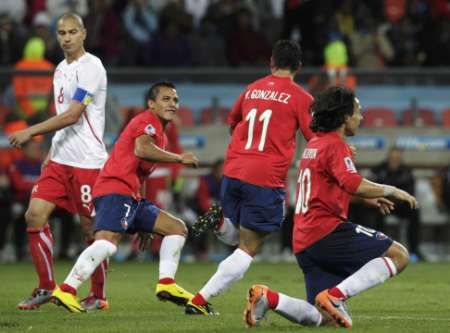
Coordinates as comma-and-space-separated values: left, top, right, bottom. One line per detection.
60, 283, 77, 296
216, 216, 224, 231
86, 238, 108, 300
27, 227, 56, 290
90, 259, 108, 300
43, 225, 54, 245
158, 277, 175, 285
266, 289, 279, 309
192, 293, 207, 306
328, 287, 346, 300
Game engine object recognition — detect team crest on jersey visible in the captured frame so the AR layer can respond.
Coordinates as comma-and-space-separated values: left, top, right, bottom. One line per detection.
344, 156, 357, 173
121, 217, 128, 230
144, 124, 156, 136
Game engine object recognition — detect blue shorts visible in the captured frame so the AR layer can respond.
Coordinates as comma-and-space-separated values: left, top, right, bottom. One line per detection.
295, 222, 393, 304
220, 176, 285, 233
93, 194, 160, 234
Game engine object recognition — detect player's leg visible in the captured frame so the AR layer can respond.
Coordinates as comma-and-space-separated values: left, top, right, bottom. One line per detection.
53, 230, 119, 313
187, 181, 284, 315
243, 284, 324, 328
78, 216, 110, 310
331, 241, 408, 299
191, 176, 239, 245
52, 194, 130, 312
214, 176, 240, 245
243, 249, 341, 328
188, 227, 266, 313
70, 167, 110, 309
18, 161, 79, 309
17, 198, 56, 310
313, 222, 402, 328
136, 203, 193, 306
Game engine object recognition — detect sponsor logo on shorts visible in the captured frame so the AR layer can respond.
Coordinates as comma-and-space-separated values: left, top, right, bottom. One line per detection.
376, 232, 388, 240
121, 217, 128, 230
32, 185, 38, 193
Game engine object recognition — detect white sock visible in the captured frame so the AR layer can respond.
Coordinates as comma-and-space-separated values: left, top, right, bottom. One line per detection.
159, 235, 185, 280
215, 217, 239, 246
199, 248, 253, 300
64, 240, 117, 290
275, 293, 322, 326
336, 257, 397, 298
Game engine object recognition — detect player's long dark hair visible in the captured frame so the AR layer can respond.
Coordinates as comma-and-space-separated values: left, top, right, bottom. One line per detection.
310, 86, 355, 133
272, 40, 302, 72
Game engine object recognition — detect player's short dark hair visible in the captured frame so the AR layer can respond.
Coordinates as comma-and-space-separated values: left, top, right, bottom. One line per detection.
146, 82, 176, 101
272, 40, 302, 72
310, 86, 355, 133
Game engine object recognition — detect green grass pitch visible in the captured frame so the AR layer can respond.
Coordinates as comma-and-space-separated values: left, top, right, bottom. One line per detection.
1, 261, 450, 332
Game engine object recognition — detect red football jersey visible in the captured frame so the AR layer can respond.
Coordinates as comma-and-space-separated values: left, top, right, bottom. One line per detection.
93, 111, 167, 199
292, 132, 363, 253
224, 74, 314, 188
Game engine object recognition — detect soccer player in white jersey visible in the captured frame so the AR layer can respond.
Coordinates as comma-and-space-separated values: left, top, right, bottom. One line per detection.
9, 13, 109, 311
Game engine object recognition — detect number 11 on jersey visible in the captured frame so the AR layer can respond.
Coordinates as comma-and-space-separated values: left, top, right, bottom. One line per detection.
244, 108, 272, 151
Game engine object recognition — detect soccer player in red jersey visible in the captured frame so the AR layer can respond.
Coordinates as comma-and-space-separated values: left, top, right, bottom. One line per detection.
51, 82, 200, 312
186, 40, 314, 315
243, 87, 418, 328
9, 13, 109, 311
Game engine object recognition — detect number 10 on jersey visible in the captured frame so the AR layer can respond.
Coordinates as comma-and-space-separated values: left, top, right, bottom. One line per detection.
295, 168, 311, 214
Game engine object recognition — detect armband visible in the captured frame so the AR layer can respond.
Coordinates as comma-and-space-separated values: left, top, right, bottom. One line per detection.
72, 87, 93, 106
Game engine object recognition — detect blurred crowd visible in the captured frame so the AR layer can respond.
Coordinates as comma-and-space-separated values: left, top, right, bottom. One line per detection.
0, 0, 450, 69
1, 128, 449, 263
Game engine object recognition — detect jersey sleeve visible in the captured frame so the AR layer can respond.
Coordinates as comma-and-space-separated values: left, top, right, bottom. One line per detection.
72, 61, 105, 105
326, 141, 362, 193
227, 90, 246, 128
133, 117, 160, 140
295, 93, 314, 141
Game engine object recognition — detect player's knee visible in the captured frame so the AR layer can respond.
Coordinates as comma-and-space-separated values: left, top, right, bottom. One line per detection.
387, 241, 410, 273
170, 218, 188, 237
25, 208, 46, 227
238, 245, 258, 257
80, 223, 94, 242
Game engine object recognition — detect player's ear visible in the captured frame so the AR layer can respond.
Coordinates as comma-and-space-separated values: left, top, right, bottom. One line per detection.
269, 56, 275, 69
147, 99, 154, 109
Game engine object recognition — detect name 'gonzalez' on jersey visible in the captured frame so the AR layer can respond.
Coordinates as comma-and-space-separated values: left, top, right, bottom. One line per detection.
51, 52, 108, 169
223, 74, 314, 188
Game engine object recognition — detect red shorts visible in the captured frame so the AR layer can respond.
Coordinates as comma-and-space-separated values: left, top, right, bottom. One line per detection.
31, 160, 100, 217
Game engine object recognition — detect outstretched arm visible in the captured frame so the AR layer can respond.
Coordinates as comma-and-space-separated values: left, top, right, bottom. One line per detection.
354, 178, 418, 209
351, 196, 395, 215
134, 134, 198, 167
8, 101, 86, 148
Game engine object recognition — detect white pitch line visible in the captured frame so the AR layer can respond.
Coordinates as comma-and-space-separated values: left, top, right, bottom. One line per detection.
356, 315, 450, 322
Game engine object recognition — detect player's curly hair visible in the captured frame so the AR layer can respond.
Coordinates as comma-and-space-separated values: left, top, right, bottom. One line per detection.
272, 40, 302, 73
310, 86, 355, 133
146, 81, 176, 101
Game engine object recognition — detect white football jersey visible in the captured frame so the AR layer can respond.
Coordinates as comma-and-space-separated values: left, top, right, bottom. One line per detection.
50, 52, 108, 169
